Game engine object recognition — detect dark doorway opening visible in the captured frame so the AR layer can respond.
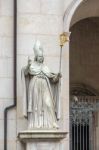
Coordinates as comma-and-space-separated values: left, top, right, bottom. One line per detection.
72, 122, 89, 150
70, 17, 99, 150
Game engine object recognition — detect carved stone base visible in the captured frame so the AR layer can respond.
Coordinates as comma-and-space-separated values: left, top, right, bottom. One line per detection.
18, 130, 67, 150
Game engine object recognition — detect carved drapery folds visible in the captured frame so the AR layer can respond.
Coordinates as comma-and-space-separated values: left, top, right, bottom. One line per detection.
22, 41, 61, 130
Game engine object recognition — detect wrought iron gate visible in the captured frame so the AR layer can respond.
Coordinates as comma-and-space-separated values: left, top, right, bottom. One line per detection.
70, 96, 99, 150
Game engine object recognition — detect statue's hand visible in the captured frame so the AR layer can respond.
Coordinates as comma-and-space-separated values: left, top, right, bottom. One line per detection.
25, 59, 32, 72
52, 73, 62, 83
28, 59, 32, 66
24, 65, 30, 75
57, 73, 62, 78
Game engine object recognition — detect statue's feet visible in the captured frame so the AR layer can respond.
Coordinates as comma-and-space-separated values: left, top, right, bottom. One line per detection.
53, 123, 59, 129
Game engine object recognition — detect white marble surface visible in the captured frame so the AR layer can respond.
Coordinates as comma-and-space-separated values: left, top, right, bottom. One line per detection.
0, 58, 13, 78
41, 0, 64, 15
18, 130, 67, 140
0, 0, 13, 16
0, 140, 16, 150
18, 14, 62, 35
0, 78, 13, 98
18, 0, 40, 14
18, 130, 67, 150
17, 34, 60, 57
0, 0, 70, 149
0, 99, 16, 119
0, 16, 13, 36
0, 120, 16, 140
26, 142, 61, 150
0, 37, 13, 57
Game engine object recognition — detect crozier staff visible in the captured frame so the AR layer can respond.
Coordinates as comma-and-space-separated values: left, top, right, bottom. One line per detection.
58, 32, 70, 116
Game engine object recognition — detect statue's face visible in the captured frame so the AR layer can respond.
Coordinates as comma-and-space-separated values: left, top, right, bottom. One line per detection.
37, 55, 44, 63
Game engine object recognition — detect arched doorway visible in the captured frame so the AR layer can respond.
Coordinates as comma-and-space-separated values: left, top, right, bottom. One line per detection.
63, 0, 99, 149
70, 17, 99, 150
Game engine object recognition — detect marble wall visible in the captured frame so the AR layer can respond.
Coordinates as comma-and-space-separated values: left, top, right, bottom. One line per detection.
0, 0, 70, 150
0, 0, 16, 149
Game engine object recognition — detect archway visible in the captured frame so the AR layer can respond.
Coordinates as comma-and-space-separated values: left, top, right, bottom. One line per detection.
69, 9, 99, 150
63, 0, 99, 149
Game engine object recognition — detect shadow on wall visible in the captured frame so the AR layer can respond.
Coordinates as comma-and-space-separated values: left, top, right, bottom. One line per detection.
70, 17, 99, 92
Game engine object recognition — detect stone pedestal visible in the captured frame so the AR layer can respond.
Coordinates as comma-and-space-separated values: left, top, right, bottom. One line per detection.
18, 130, 67, 150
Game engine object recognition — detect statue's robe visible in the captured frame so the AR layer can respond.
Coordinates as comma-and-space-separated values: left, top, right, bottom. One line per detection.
21, 62, 60, 128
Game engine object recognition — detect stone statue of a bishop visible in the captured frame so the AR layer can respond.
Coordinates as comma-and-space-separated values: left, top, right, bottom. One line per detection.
21, 41, 61, 129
